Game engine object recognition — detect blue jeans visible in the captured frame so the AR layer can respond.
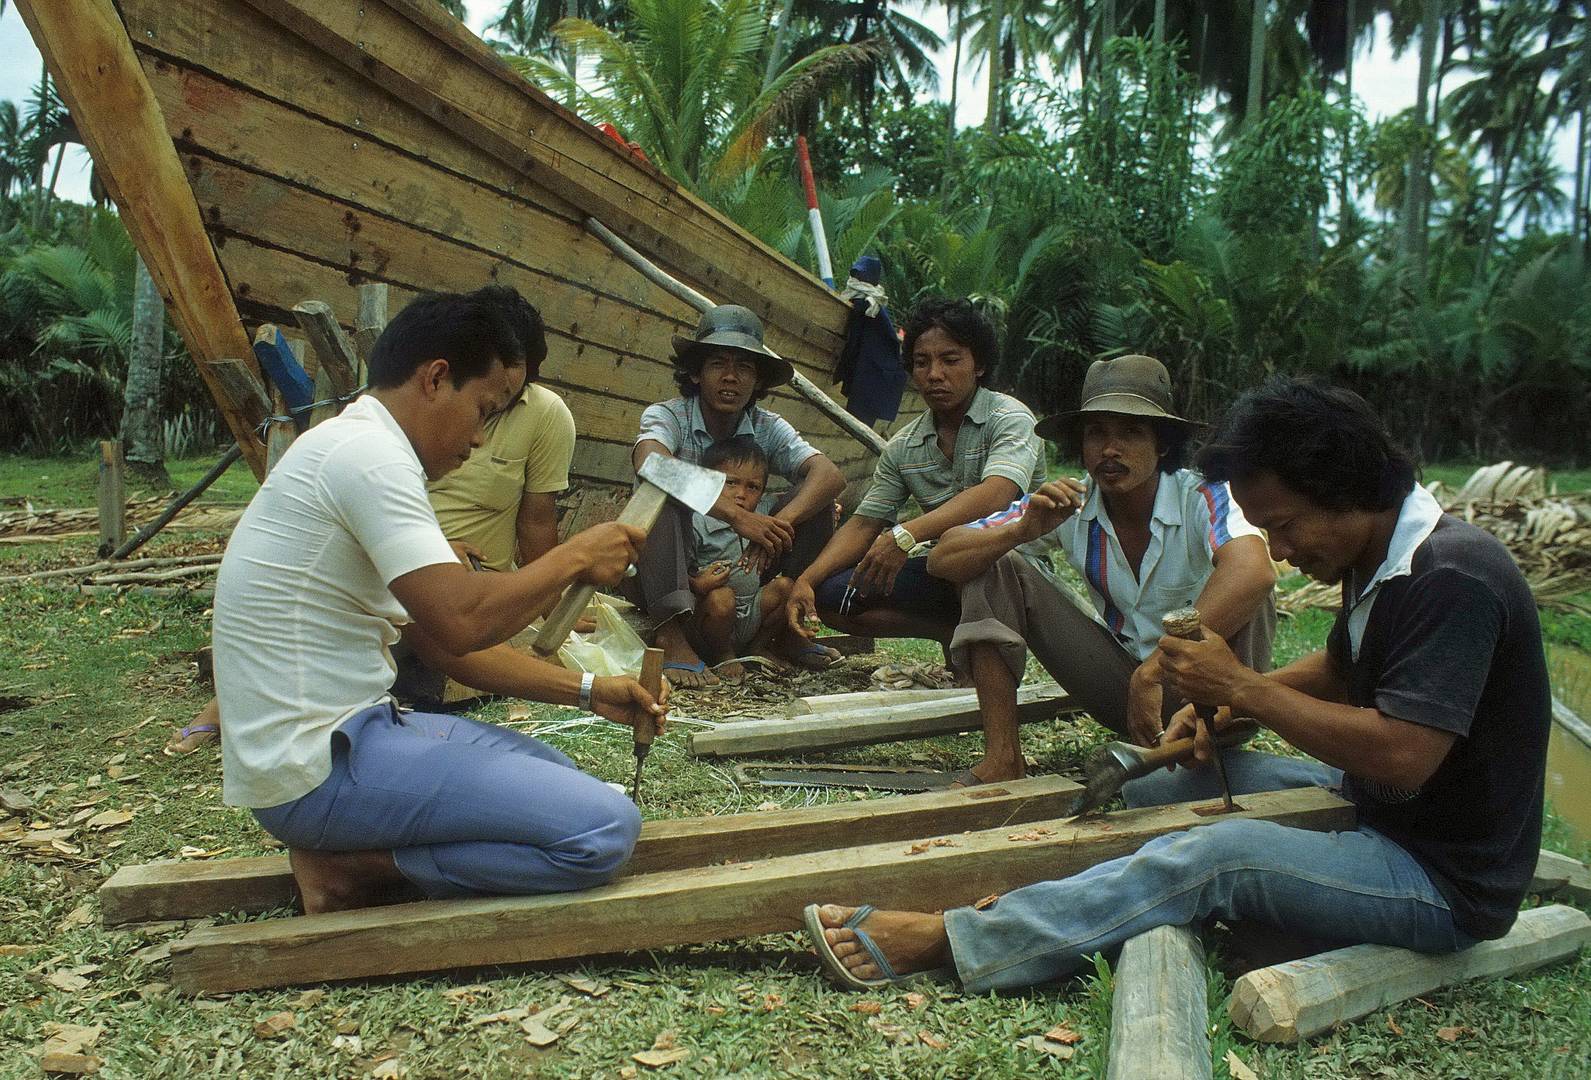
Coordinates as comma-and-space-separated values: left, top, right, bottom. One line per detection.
943, 752, 1469, 993
253, 703, 640, 899
814, 555, 959, 622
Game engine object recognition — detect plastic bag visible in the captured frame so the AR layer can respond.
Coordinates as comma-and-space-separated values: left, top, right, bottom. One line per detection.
556, 597, 647, 676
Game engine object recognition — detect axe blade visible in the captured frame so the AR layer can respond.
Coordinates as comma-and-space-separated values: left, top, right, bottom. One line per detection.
637, 453, 726, 516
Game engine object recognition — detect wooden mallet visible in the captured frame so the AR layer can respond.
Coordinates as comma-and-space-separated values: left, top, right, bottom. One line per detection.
1162, 605, 1238, 813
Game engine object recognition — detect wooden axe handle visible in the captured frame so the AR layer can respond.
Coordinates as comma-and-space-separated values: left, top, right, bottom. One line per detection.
533, 482, 671, 655
1130, 720, 1260, 772
634, 647, 664, 749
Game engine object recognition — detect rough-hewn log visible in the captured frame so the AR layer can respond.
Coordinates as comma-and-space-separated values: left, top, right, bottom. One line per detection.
1228, 904, 1591, 1043
690, 683, 1074, 758
1107, 925, 1211, 1080
103, 775, 1083, 924
13, 0, 267, 476
1530, 849, 1591, 904
168, 787, 1352, 992
789, 686, 980, 716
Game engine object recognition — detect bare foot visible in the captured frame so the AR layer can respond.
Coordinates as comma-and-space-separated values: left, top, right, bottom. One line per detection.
712, 659, 747, 683
949, 757, 1026, 788
654, 619, 717, 688
289, 848, 412, 914
815, 904, 950, 981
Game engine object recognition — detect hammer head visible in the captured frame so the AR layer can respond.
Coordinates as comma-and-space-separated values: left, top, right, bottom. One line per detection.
638, 453, 726, 516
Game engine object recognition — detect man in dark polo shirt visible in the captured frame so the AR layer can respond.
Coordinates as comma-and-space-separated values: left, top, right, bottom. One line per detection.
801, 377, 1550, 992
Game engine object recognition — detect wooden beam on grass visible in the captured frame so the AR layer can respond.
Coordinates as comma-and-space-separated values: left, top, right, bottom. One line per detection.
168, 787, 1352, 992
1228, 904, 1591, 1044
103, 774, 1084, 925
12, 0, 268, 477
1531, 849, 1591, 904
1107, 924, 1211, 1080
790, 684, 996, 716
691, 683, 1075, 758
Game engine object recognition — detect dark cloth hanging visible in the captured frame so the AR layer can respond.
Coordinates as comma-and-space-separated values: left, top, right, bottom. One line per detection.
833, 255, 906, 427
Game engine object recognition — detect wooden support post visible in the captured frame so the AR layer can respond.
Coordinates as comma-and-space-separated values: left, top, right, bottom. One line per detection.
1107, 925, 1211, 1080
292, 301, 359, 398
203, 359, 272, 422
168, 788, 1352, 992
96, 440, 125, 555
354, 283, 388, 385
103, 775, 1084, 925
1228, 904, 1591, 1043
13, 0, 268, 477
691, 683, 1074, 758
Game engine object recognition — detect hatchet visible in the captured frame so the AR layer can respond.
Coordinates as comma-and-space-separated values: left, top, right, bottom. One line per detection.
532, 453, 727, 657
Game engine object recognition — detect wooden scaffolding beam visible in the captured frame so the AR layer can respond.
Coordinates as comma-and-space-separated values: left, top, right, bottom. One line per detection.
14, 0, 269, 478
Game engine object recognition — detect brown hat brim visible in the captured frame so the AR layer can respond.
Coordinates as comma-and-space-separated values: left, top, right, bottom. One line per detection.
671, 335, 794, 390
1035, 395, 1197, 442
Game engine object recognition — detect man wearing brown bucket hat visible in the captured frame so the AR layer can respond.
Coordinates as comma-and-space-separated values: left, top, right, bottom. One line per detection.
632, 305, 847, 686
927, 354, 1278, 785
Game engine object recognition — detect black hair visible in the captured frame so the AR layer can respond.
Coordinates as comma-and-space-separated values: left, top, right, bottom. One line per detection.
1059, 415, 1192, 474
901, 297, 998, 385
1197, 376, 1416, 512
475, 284, 548, 383
367, 287, 525, 390
673, 347, 771, 406
701, 435, 769, 478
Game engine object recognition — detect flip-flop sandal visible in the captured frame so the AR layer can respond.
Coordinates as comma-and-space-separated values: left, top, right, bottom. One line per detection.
163, 723, 219, 757
802, 903, 954, 991
947, 769, 986, 789
662, 660, 718, 687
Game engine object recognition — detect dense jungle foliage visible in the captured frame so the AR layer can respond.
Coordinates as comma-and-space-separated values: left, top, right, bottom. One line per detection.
1, 0, 1588, 464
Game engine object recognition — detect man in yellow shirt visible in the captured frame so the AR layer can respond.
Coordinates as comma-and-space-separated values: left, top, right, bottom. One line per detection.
426, 289, 574, 571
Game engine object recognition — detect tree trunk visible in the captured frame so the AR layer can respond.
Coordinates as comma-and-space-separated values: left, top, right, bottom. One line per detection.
122, 254, 171, 488
1099, 0, 1116, 130
944, 2, 963, 204
1339, 0, 1354, 236
984, 0, 1004, 135
1246, 0, 1266, 126
1401, 0, 1439, 284
1577, 104, 1588, 257
1153, 0, 1166, 48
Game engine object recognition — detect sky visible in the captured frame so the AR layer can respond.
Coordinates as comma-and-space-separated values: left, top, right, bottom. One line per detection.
0, 2, 1576, 213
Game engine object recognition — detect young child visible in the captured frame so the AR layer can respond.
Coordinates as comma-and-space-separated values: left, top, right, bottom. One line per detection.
689, 438, 820, 676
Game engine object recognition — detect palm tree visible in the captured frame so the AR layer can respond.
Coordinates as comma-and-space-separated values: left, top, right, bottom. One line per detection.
517, 0, 874, 186
1503, 136, 1569, 229
0, 101, 30, 198
781, 0, 943, 137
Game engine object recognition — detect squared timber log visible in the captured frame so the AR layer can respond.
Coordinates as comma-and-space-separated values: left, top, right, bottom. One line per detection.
168, 787, 1352, 992
103, 775, 1083, 925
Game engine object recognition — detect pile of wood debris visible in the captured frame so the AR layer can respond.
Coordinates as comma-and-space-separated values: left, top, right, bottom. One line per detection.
1280, 462, 1591, 616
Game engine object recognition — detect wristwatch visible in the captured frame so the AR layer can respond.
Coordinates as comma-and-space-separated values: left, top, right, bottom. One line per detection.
890, 524, 916, 553
578, 671, 595, 711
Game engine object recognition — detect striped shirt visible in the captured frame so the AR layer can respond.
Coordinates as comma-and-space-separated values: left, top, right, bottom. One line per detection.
635, 396, 818, 481
971, 469, 1263, 660
854, 387, 1043, 522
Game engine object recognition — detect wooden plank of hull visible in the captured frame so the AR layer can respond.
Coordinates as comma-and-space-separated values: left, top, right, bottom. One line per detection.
233, 0, 849, 358
101, 776, 1085, 924
168, 788, 1354, 992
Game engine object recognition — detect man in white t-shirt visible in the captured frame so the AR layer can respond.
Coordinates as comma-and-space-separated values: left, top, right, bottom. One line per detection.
928, 355, 1277, 785
213, 287, 664, 914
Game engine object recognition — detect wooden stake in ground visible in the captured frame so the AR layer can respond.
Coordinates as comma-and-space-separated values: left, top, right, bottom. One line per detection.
96, 440, 125, 555
1228, 903, 1591, 1043
1107, 924, 1210, 1080
168, 787, 1351, 992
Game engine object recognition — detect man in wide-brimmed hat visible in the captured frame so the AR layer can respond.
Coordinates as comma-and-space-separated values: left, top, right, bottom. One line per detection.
927, 353, 1278, 785
632, 305, 846, 686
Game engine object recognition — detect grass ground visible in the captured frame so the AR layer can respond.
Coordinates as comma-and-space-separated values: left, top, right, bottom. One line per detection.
2, 454, 1589, 1079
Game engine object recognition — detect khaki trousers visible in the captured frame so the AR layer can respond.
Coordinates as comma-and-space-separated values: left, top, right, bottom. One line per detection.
949, 551, 1276, 737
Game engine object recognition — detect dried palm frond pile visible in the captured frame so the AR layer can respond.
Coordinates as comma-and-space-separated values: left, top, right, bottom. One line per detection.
1279, 462, 1591, 616
0, 498, 243, 543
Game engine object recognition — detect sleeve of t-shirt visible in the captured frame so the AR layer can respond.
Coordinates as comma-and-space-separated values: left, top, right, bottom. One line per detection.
853, 443, 909, 522
523, 392, 576, 494
636, 402, 682, 453
1372, 567, 1504, 738
761, 411, 821, 479
978, 405, 1041, 491
323, 443, 459, 586
1192, 479, 1261, 554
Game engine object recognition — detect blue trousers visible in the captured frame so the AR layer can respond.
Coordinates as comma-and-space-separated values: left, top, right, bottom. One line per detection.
942, 752, 1469, 994
253, 703, 641, 899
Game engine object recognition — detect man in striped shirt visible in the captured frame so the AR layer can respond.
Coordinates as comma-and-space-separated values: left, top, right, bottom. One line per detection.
928, 355, 1277, 785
